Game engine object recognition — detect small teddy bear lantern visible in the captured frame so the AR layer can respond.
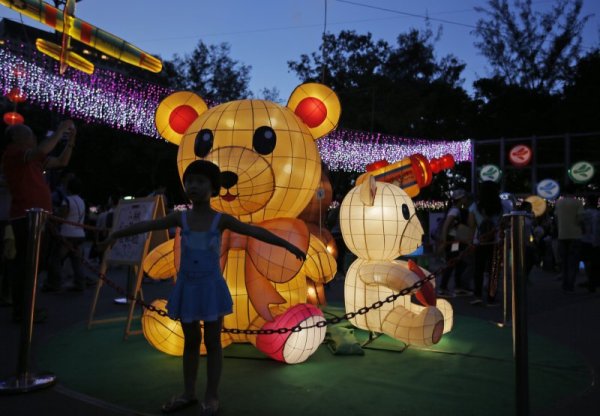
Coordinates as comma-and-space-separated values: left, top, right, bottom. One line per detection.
339, 175, 453, 346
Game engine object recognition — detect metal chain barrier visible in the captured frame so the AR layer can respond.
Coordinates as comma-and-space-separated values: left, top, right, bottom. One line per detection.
47, 214, 502, 335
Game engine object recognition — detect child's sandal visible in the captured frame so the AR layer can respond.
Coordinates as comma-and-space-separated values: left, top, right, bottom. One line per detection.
160, 395, 198, 413
199, 400, 219, 416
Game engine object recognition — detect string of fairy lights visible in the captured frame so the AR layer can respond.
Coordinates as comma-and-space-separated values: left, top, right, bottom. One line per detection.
0, 42, 472, 173
318, 130, 471, 171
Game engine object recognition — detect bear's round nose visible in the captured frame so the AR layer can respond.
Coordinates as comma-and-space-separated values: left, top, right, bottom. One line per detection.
220, 171, 238, 189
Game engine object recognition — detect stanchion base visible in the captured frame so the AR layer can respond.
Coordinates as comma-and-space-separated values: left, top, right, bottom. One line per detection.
491, 320, 512, 328
0, 373, 57, 394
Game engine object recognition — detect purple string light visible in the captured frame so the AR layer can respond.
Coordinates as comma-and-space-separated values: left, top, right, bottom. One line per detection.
1, 44, 472, 171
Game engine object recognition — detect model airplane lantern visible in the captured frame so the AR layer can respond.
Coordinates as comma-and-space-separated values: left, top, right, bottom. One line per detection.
0, 0, 162, 75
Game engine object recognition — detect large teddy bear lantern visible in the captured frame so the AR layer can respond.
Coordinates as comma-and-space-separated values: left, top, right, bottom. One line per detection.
142, 84, 340, 364
339, 176, 453, 346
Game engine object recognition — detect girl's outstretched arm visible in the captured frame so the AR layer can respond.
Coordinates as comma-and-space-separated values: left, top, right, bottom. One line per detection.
98, 211, 180, 250
221, 214, 306, 261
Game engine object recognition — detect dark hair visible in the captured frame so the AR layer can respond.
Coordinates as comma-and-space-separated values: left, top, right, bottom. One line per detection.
477, 180, 502, 216
182, 160, 221, 197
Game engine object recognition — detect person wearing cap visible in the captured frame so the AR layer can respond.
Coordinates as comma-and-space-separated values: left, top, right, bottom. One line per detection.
436, 188, 473, 297
99, 160, 306, 415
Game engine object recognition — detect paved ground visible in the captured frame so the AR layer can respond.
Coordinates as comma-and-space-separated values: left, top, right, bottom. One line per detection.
0, 249, 598, 416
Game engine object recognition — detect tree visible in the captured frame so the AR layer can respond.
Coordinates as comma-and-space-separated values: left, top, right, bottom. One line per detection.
167, 41, 252, 103
473, 0, 591, 93
562, 49, 600, 132
259, 86, 281, 103
288, 29, 472, 138
471, 76, 563, 137
382, 28, 464, 88
288, 30, 390, 91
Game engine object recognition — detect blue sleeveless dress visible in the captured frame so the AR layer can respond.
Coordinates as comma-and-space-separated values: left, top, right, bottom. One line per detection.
166, 211, 233, 323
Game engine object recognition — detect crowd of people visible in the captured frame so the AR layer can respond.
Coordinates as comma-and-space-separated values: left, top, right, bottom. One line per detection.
428, 181, 600, 305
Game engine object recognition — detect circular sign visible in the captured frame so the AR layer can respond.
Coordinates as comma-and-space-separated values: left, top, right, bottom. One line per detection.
536, 179, 560, 200
568, 161, 595, 184
525, 195, 547, 217
479, 164, 502, 183
508, 144, 532, 167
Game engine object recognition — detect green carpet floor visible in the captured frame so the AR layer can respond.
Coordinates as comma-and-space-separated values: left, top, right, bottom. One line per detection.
36, 309, 591, 416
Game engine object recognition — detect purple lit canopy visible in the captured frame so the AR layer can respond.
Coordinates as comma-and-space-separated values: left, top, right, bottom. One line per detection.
0, 44, 472, 172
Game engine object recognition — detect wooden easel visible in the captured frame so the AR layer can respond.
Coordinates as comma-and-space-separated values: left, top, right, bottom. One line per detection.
87, 195, 169, 339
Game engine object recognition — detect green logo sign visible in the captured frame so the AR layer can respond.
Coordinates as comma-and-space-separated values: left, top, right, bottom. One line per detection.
479, 164, 502, 182
568, 161, 595, 184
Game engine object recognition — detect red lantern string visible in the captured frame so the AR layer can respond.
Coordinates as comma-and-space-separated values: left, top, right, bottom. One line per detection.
3, 112, 25, 125
6, 87, 27, 103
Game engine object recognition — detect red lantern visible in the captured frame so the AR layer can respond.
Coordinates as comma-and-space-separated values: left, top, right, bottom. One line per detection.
3, 112, 24, 125
6, 87, 26, 103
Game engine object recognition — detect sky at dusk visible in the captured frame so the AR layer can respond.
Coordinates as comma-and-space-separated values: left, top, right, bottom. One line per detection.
1, 0, 599, 98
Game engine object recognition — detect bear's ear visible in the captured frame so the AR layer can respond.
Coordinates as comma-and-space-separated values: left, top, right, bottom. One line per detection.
359, 174, 377, 206
287, 83, 341, 140
155, 91, 208, 145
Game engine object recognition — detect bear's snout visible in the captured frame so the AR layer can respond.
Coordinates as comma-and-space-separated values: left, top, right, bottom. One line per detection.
220, 171, 238, 189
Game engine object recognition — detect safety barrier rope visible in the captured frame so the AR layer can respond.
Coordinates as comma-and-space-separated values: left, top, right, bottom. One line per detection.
47, 214, 503, 335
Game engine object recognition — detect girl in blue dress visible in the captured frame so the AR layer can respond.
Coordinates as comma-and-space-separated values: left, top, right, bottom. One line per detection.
103, 160, 306, 415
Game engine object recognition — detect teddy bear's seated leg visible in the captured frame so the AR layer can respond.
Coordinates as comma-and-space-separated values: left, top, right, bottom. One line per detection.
406, 298, 454, 335
254, 303, 326, 364
381, 305, 444, 347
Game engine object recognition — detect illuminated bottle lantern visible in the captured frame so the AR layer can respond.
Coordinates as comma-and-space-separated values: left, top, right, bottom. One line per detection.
356, 153, 455, 197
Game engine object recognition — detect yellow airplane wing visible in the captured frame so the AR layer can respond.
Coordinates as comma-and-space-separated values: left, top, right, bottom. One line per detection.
0, 0, 162, 73
36, 38, 94, 74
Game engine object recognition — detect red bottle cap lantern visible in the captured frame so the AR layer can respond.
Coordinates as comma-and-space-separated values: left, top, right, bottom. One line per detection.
441, 154, 455, 170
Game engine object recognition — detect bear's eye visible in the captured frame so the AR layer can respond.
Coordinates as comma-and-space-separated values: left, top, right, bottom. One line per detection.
401, 204, 410, 220
253, 126, 276, 155
194, 129, 213, 157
